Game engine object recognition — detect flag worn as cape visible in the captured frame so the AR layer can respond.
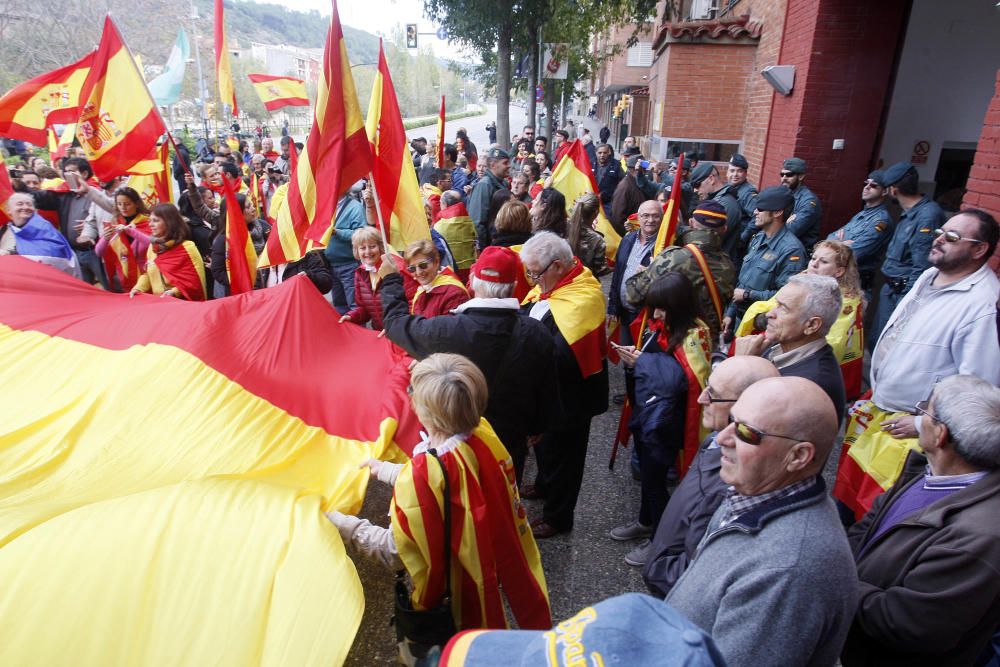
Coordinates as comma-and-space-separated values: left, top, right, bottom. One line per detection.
434, 202, 476, 272
549, 139, 621, 263
148, 28, 190, 106
75, 16, 167, 180
0, 258, 424, 664
248, 74, 309, 111
391, 424, 551, 631
10, 213, 76, 266
214, 0, 238, 116
101, 213, 150, 291
366, 40, 431, 249
523, 260, 607, 378
0, 51, 94, 144
222, 174, 257, 294
410, 267, 468, 312
146, 240, 207, 301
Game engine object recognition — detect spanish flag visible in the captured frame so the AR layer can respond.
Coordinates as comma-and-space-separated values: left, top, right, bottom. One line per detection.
75, 16, 167, 181
0, 257, 424, 664
47, 123, 76, 162
125, 143, 173, 206
0, 51, 93, 144
214, 0, 239, 116
101, 212, 150, 291
0, 155, 14, 223
222, 174, 257, 294
366, 40, 431, 249
549, 139, 621, 263
653, 151, 685, 256
436, 95, 446, 166
248, 73, 309, 111
262, 0, 372, 264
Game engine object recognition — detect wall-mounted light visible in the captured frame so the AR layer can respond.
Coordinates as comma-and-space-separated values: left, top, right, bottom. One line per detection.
761, 65, 795, 96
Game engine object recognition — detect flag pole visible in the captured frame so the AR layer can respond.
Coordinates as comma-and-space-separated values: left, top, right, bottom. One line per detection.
367, 170, 392, 252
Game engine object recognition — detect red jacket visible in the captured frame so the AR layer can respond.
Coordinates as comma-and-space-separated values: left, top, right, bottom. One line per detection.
411, 278, 469, 318
345, 255, 417, 330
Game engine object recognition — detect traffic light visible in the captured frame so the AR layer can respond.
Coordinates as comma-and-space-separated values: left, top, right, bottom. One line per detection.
406, 24, 418, 49
622, 94, 632, 106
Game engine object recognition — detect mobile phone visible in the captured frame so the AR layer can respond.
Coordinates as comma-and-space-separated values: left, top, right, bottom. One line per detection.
638, 160, 650, 170
64, 172, 80, 189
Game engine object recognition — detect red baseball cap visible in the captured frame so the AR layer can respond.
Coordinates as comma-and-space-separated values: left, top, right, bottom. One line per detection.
472, 246, 519, 284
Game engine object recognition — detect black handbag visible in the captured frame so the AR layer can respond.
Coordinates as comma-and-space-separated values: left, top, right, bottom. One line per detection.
393, 447, 458, 650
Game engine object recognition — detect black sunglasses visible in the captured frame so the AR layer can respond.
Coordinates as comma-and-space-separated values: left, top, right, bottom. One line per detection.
407, 260, 433, 273
779, 171, 795, 178
704, 384, 738, 404
727, 414, 800, 446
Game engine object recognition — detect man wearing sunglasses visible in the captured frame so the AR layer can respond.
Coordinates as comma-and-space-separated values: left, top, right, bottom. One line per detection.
843, 375, 1000, 666
778, 157, 823, 250
827, 170, 895, 297
665, 376, 856, 667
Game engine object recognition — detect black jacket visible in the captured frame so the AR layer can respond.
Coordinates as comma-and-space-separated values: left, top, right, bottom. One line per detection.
607, 230, 652, 320
594, 159, 624, 209
775, 343, 846, 423
260, 251, 333, 294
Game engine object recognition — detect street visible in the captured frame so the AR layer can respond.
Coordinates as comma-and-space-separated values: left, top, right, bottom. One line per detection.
405, 103, 532, 150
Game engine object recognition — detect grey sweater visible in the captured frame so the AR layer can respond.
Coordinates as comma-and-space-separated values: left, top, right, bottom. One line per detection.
665, 478, 857, 667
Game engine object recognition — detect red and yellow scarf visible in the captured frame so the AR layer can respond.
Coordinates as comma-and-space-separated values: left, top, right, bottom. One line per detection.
148, 240, 207, 301
101, 214, 150, 291
411, 267, 468, 312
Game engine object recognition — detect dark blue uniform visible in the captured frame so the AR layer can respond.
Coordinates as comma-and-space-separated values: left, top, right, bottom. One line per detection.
828, 202, 894, 297
725, 225, 807, 322
786, 184, 822, 249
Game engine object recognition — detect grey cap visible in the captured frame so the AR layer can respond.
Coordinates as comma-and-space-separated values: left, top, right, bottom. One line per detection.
689, 162, 716, 186
782, 157, 807, 174
882, 161, 916, 187
867, 170, 887, 187
486, 147, 510, 160
670, 157, 693, 170
756, 185, 794, 212
626, 154, 645, 169
729, 153, 749, 169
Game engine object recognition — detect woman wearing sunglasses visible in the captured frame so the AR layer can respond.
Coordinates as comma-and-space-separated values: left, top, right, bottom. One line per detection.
404, 239, 469, 318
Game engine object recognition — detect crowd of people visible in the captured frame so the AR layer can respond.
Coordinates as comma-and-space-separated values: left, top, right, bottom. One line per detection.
3, 114, 1000, 667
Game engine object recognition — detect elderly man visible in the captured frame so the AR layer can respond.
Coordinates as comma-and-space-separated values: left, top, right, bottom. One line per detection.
626, 199, 737, 339
735, 273, 846, 422
827, 170, 895, 297
608, 199, 661, 343
665, 376, 857, 667
842, 375, 1000, 666
434, 190, 476, 281
520, 232, 609, 538
834, 209, 1000, 519
260, 137, 278, 162
642, 356, 780, 585
779, 157, 823, 249
467, 147, 511, 248
0, 192, 80, 277
380, 246, 557, 481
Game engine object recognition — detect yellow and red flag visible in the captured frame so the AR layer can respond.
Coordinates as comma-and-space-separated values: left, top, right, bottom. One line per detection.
366, 40, 430, 249
0, 51, 93, 145
47, 124, 76, 162
248, 73, 309, 111
549, 139, 621, 262
214, 0, 239, 116
261, 0, 371, 265
436, 95, 445, 166
126, 143, 173, 209
0, 256, 425, 664
653, 151, 685, 256
222, 174, 257, 294
0, 154, 14, 223
101, 212, 150, 291
75, 16, 167, 181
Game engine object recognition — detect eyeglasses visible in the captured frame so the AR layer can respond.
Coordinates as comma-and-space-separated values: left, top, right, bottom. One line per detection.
727, 414, 800, 446
863, 181, 882, 188
933, 228, 985, 245
779, 171, 796, 178
525, 259, 556, 282
407, 260, 433, 273
704, 384, 738, 404
913, 399, 943, 424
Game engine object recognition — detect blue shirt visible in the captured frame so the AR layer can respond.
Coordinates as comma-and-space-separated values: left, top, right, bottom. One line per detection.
786, 183, 822, 249
881, 195, 942, 287
828, 202, 894, 273
727, 225, 807, 318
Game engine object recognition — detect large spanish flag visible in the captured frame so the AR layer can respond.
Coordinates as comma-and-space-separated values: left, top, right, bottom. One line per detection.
261, 0, 372, 265
0, 51, 93, 144
549, 139, 620, 262
366, 40, 430, 249
75, 16, 167, 180
0, 257, 424, 664
248, 73, 309, 111
214, 0, 239, 116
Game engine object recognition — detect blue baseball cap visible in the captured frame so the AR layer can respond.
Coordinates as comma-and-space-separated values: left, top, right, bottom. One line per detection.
439, 593, 725, 666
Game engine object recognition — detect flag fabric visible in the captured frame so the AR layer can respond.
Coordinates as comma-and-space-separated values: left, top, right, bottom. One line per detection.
248, 74, 309, 111
101, 212, 150, 291
0, 155, 14, 223
222, 174, 257, 294
672, 321, 712, 475
0, 51, 94, 144
75, 16, 167, 181
143, 240, 207, 301
148, 28, 190, 106
214, 0, 239, 116
4, 213, 81, 278
549, 139, 621, 262
0, 257, 424, 664
47, 124, 76, 162
436, 95, 445, 166
434, 201, 476, 274
125, 143, 173, 208
653, 152, 685, 256
261, 0, 372, 265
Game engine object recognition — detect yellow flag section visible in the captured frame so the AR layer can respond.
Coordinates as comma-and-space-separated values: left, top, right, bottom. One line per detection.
549, 139, 620, 262
0, 257, 426, 665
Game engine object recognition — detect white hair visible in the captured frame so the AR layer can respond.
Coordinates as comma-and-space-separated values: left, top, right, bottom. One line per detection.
470, 276, 514, 299
440, 190, 462, 208
933, 375, 1000, 470
520, 231, 572, 268
8, 192, 33, 207
788, 274, 842, 336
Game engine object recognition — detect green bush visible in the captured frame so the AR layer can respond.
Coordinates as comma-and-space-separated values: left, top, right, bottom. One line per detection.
402, 107, 485, 131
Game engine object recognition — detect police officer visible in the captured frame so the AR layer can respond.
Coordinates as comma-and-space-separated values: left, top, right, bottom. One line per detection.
827, 170, 894, 298
722, 185, 807, 340
689, 162, 741, 263
661, 156, 694, 217
870, 161, 943, 341
779, 157, 822, 250
722, 153, 758, 242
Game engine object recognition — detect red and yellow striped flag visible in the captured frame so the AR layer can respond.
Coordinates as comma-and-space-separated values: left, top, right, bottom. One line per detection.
222, 174, 257, 294
0, 154, 14, 224
74, 16, 167, 181
0, 51, 93, 145
126, 143, 173, 209
261, 0, 372, 265
549, 139, 621, 262
247, 74, 309, 111
653, 151, 685, 256
214, 0, 238, 116
47, 124, 76, 162
366, 40, 430, 249
436, 95, 445, 167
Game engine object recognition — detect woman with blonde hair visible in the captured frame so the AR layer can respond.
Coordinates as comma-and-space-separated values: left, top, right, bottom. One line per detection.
404, 238, 469, 317
567, 192, 608, 276
338, 226, 416, 331
491, 200, 533, 248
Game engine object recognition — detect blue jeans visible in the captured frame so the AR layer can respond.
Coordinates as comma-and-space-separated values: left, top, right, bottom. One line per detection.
75, 248, 107, 289
329, 261, 358, 314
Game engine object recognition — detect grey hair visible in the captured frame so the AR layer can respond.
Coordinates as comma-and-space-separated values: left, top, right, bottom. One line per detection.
440, 189, 462, 208
520, 231, 573, 268
932, 375, 1000, 470
8, 192, 33, 207
470, 276, 514, 299
788, 273, 842, 336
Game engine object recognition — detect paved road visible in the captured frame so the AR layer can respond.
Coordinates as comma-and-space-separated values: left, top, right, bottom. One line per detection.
405, 103, 532, 150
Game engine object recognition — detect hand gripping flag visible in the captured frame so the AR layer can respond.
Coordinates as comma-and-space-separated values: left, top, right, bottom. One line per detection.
222, 174, 257, 294
75, 16, 167, 181
0, 257, 425, 665
248, 74, 309, 111
549, 139, 621, 262
214, 0, 239, 116
366, 39, 431, 249
0, 51, 94, 144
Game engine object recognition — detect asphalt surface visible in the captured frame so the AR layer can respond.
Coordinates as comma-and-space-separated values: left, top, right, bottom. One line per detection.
405, 103, 532, 150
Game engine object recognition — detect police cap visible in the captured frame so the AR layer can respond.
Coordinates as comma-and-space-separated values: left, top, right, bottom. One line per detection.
782, 157, 807, 174
882, 162, 916, 187
729, 153, 749, 170
486, 147, 510, 160
689, 162, 716, 187
756, 185, 794, 212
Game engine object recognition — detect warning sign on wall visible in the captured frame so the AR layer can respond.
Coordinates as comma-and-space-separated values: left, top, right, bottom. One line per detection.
911, 140, 931, 165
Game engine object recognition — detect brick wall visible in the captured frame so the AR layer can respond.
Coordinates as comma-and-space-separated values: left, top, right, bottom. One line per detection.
962, 69, 1000, 271
661, 42, 756, 139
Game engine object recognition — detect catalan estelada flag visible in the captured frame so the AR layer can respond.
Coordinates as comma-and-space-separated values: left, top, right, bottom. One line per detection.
248, 73, 309, 111
549, 139, 621, 263
261, 0, 371, 264
214, 0, 238, 116
0, 51, 93, 144
222, 174, 257, 294
366, 40, 430, 249
0, 256, 425, 664
75, 16, 167, 181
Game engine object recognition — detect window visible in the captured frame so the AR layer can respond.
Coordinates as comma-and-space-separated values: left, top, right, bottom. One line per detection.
664, 139, 742, 163
297, 59, 307, 79
626, 42, 652, 68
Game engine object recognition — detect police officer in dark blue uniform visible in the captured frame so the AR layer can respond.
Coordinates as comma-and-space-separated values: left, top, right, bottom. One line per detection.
690, 162, 741, 263
827, 170, 895, 298
722, 185, 808, 340
870, 161, 944, 342
723, 153, 758, 243
779, 157, 822, 250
